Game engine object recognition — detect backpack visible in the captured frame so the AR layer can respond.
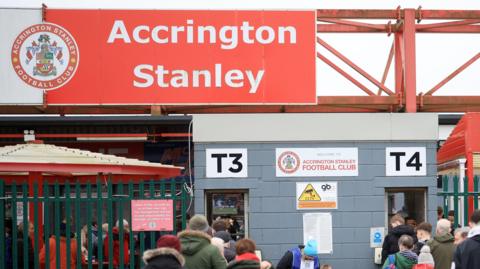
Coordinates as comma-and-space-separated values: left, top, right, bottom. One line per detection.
384, 254, 396, 269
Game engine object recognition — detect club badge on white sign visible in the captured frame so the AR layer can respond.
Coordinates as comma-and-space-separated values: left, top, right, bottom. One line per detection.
206, 149, 248, 178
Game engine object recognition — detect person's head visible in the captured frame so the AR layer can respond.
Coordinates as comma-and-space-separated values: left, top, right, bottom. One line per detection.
212, 219, 228, 232
398, 234, 414, 251
448, 210, 455, 223
5, 219, 13, 234
115, 219, 129, 228
213, 231, 232, 248
236, 238, 256, 255
18, 221, 34, 236
437, 206, 444, 220
469, 209, 480, 228
454, 227, 470, 245
417, 245, 434, 265
188, 214, 210, 233
321, 265, 332, 269
211, 237, 225, 257
102, 223, 109, 233
416, 222, 432, 241
303, 239, 318, 259
390, 214, 405, 228
156, 234, 181, 252
436, 219, 451, 236
406, 218, 417, 229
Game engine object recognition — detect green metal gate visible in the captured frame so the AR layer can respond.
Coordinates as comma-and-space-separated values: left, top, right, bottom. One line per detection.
0, 178, 190, 269
438, 175, 480, 228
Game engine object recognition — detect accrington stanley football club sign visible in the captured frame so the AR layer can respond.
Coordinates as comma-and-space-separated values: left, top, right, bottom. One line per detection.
8, 10, 316, 105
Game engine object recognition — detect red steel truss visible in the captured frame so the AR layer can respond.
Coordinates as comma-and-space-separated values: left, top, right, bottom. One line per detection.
1, 7, 479, 114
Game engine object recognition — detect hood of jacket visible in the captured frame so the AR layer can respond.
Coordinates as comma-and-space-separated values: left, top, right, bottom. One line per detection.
397, 250, 418, 267
433, 233, 454, 243
143, 247, 185, 266
227, 259, 260, 269
391, 225, 415, 237
178, 230, 212, 256
468, 225, 480, 238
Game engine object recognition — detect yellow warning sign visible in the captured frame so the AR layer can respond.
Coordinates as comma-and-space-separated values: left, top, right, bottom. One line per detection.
298, 184, 321, 201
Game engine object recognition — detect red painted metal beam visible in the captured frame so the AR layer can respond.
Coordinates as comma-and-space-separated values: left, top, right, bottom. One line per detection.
394, 32, 404, 98
378, 41, 395, 95
417, 25, 480, 33
416, 19, 480, 30
316, 52, 376, 96
0, 133, 191, 139
317, 37, 395, 96
403, 9, 417, 112
316, 9, 480, 20
0, 162, 182, 177
424, 52, 480, 96
317, 18, 387, 30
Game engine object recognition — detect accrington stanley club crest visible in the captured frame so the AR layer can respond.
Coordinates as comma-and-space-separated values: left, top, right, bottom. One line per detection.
11, 23, 79, 90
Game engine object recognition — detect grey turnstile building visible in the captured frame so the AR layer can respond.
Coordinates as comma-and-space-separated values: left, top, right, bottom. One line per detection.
193, 113, 438, 268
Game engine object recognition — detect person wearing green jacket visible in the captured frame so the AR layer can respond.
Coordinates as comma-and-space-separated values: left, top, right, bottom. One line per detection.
383, 234, 418, 269
179, 215, 227, 269
427, 219, 455, 269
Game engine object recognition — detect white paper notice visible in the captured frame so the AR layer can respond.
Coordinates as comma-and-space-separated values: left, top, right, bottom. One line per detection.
303, 213, 333, 254
300, 260, 314, 269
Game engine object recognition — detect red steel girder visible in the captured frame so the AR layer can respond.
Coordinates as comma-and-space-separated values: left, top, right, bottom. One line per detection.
403, 9, 417, 112
316, 9, 480, 20
317, 37, 395, 96
425, 52, 480, 96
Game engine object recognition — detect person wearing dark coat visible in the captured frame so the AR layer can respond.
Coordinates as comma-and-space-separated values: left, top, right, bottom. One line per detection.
382, 214, 417, 263
17, 222, 34, 269
143, 247, 185, 269
453, 210, 480, 269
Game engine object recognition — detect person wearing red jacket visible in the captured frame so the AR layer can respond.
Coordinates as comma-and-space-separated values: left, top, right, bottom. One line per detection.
39, 223, 85, 269
103, 220, 130, 269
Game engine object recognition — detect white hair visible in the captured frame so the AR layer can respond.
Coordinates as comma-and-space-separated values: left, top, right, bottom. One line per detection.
436, 219, 451, 236
115, 219, 129, 227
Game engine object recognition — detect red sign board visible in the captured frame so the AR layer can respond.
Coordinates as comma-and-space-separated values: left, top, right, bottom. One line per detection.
39, 10, 316, 105
131, 200, 173, 231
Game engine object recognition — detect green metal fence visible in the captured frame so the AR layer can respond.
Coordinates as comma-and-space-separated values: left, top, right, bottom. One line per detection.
0, 178, 190, 269
438, 175, 479, 228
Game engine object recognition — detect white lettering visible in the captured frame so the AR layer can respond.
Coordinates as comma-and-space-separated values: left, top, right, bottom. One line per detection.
219, 26, 238, 49
133, 25, 150, 44
192, 70, 212, 87
278, 26, 297, 44
133, 64, 154, 87
246, 70, 265, 93
152, 26, 169, 43
225, 70, 244, 88
256, 26, 275, 44
107, 20, 131, 43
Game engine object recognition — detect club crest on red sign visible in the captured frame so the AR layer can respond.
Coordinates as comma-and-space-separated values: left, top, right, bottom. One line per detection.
11, 23, 79, 90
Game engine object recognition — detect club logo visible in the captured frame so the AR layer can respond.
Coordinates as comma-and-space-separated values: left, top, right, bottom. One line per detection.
11, 23, 79, 90
278, 151, 301, 174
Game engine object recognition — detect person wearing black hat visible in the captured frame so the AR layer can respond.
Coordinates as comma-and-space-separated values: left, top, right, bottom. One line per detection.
214, 231, 236, 262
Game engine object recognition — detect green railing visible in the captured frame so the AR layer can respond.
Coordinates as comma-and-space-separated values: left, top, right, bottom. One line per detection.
438, 175, 480, 228
0, 178, 190, 269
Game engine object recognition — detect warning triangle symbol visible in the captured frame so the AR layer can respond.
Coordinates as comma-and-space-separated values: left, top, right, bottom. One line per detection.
298, 184, 321, 201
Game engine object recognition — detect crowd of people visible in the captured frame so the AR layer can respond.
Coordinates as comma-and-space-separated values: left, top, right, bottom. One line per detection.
4, 209, 480, 269
4, 214, 332, 269
381, 209, 480, 269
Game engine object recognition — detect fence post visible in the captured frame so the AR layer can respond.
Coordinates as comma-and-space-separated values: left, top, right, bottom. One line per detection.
96, 178, 104, 267
453, 176, 459, 228
128, 181, 135, 269
443, 176, 449, 219
54, 182, 60, 269
65, 182, 71, 269
139, 181, 145, 268
107, 180, 113, 269
33, 182, 40, 269
43, 181, 50, 269
12, 183, 18, 269
149, 180, 156, 250
0, 180, 5, 269
74, 181, 82, 269
117, 183, 125, 269
181, 180, 187, 231
475, 176, 479, 210
464, 176, 469, 226
21, 182, 29, 269
170, 179, 177, 235
87, 182, 93, 269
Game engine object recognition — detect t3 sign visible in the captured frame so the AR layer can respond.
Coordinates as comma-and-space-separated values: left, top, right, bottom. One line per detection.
206, 149, 248, 178
386, 147, 426, 176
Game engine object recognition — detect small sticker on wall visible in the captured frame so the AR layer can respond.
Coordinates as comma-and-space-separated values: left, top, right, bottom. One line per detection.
296, 182, 338, 210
